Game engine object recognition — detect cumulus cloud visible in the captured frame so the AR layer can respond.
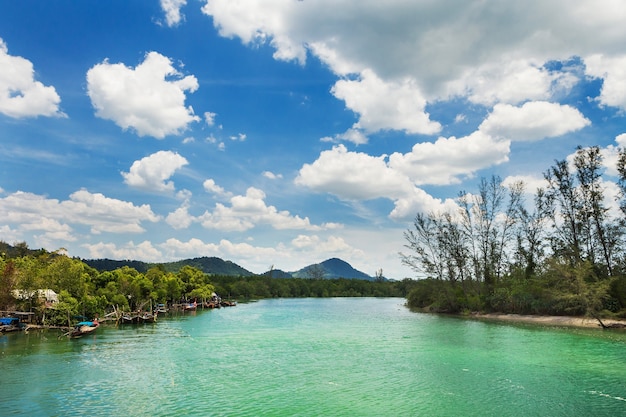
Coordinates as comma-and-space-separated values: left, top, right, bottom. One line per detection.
454, 59, 578, 106
331, 69, 441, 136
203, 178, 232, 198
198, 187, 322, 231
201, 0, 626, 135
160, 237, 278, 263
164, 184, 331, 232
389, 188, 460, 221
262, 171, 283, 180
165, 204, 193, 230
0, 38, 64, 118
83, 240, 163, 262
388, 131, 510, 185
295, 145, 415, 200
122, 150, 189, 192
204, 111, 217, 126
479, 101, 591, 141
0, 189, 160, 241
295, 134, 508, 220
585, 54, 626, 111
160, 0, 186, 27
86, 51, 200, 138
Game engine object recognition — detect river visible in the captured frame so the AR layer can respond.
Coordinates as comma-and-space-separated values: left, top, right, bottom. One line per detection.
1, 297, 624, 416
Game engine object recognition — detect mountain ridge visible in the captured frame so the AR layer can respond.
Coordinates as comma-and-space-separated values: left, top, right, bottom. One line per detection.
82, 256, 376, 280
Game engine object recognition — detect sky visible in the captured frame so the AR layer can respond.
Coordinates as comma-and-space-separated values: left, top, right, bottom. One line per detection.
2, 1, 626, 279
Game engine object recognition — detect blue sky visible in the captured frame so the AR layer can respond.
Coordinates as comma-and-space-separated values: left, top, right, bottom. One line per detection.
2, 1, 626, 278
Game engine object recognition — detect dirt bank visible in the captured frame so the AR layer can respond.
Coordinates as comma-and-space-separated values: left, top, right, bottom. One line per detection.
469, 313, 626, 329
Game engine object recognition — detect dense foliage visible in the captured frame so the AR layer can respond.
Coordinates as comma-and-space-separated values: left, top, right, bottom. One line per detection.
401, 146, 626, 318
0, 242, 412, 326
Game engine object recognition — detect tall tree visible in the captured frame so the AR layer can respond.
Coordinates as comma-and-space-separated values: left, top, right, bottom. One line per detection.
401, 212, 446, 280
458, 176, 520, 288
574, 146, 616, 275
513, 187, 550, 279
544, 159, 584, 266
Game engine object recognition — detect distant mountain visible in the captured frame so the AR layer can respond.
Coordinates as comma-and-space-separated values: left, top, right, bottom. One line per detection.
260, 268, 293, 278
160, 256, 254, 276
83, 258, 150, 273
290, 258, 373, 281
82, 255, 373, 280
84, 256, 253, 276
3, 242, 378, 280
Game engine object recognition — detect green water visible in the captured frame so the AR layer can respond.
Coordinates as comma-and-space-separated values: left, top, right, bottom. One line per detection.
1, 298, 625, 416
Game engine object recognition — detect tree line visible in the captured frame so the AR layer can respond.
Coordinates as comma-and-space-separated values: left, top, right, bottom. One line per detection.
0, 242, 411, 326
401, 145, 626, 318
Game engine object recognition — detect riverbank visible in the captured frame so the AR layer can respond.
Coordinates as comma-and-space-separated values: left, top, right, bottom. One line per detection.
468, 313, 626, 329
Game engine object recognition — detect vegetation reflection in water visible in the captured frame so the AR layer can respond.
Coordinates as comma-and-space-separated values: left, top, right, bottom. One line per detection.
1, 298, 625, 416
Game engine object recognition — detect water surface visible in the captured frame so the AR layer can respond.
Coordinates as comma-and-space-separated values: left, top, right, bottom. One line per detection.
1, 298, 625, 416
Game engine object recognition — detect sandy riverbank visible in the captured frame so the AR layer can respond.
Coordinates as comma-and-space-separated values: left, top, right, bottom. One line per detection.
468, 313, 626, 329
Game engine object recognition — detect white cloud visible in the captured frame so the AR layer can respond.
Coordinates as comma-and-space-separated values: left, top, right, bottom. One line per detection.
262, 171, 283, 180
198, 187, 321, 231
0, 189, 160, 240
159, 237, 279, 270
164, 184, 329, 232
388, 131, 510, 185
204, 111, 217, 126
389, 188, 460, 222
86, 51, 200, 138
160, 0, 186, 27
122, 150, 189, 192
0, 38, 64, 118
479, 101, 591, 141
295, 144, 414, 200
585, 54, 626, 111
229, 133, 247, 141
165, 204, 193, 230
291, 234, 357, 255
454, 59, 578, 106
201, 0, 626, 132
296, 133, 508, 220
331, 69, 441, 136
203, 178, 232, 198
603, 133, 626, 176
502, 174, 549, 195
201, 0, 307, 64
83, 240, 163, 263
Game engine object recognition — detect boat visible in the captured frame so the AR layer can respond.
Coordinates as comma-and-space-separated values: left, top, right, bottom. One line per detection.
154, 303, 168, 314
0, 317, 25, 333
184, 301, 197, 311
120, 312, 140, 324
138, 311, 157, 323
68, 319, 99, 338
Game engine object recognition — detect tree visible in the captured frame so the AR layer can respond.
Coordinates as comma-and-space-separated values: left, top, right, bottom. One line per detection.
513, 187, 550, 279
0, 257, 17, 310
574, 146, 617, 275
306, 264, 326, 280
544, 158, 584, 266
401, 212, 446, 280
458, 176, 521, 289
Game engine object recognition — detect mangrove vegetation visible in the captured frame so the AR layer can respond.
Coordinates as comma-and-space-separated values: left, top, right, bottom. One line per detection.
0, 242, 411, 326
401, 145, 626, 319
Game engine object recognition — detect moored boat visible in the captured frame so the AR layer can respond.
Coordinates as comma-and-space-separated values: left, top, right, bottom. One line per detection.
184, 301, 197, 311
0, 317, 25, 333
68, 319, 99, 338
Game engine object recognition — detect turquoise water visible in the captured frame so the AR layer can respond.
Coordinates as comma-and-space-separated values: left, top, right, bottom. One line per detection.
1, 298, 625, 416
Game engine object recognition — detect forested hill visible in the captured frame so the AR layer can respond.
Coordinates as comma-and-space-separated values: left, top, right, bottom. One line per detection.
290, 258, 374, 280
83, 256, 254, 277
82, 256, 375, 280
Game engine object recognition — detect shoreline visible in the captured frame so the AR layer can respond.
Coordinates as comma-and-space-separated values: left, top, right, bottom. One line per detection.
467, 312, 626, 329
